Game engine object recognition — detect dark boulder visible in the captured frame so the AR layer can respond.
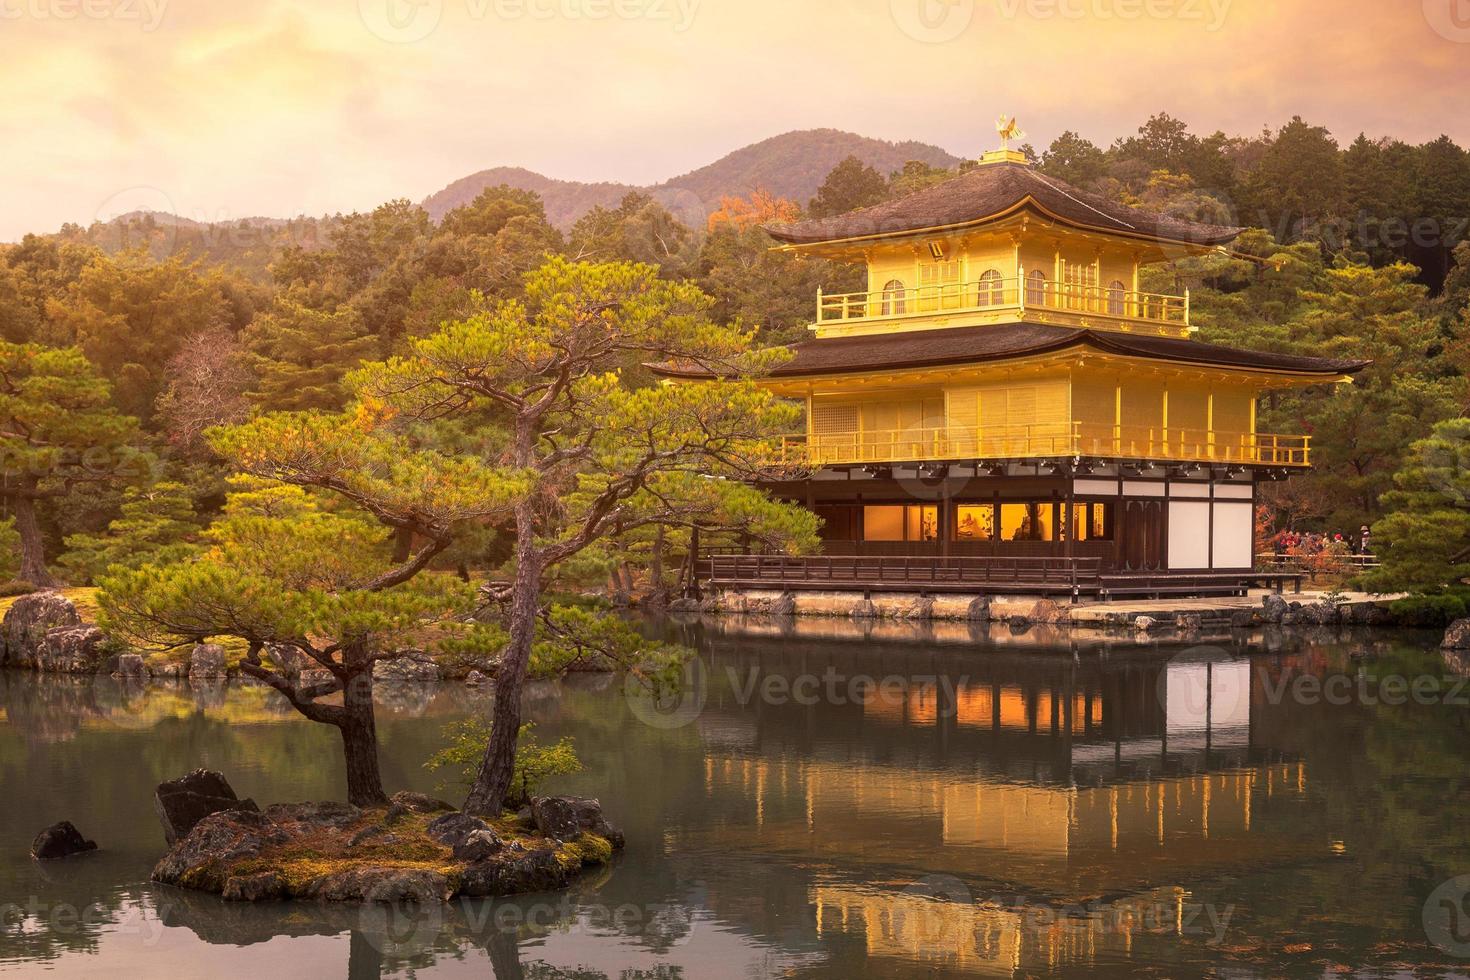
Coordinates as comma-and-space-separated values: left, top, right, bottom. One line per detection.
1443, 619, 1470, 650
530, 796, 624, 848
36, 626, 108, 673
1262, 594, 1290, 624
425, 811, 494, 853
455, 829, 505, 863
1298, 602, 1341, 626
114, 653, 149, 680
1230, 608, 1260, 628
1028, 599, 1064, 625
152, 809, 289, 891
154, 769, 259, 846
966, 596, 992, 623
188, 643, 227, 679
1, 592, 82, 668
31, 821, 98, 860
458, 846, 572, 897
373, 654, 441, 683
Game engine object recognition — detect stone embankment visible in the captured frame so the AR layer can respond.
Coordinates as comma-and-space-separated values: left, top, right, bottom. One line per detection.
672, 589, 1400, 632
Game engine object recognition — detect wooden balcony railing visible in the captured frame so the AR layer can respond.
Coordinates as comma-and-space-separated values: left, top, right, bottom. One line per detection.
816, 275, 1189, 330
771, 424, 1311, 467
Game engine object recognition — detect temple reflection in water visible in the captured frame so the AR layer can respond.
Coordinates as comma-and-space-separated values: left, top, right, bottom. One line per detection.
679, 617, 1318, 975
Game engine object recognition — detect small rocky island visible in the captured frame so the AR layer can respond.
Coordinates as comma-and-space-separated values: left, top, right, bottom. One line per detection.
151, 770, 622, 903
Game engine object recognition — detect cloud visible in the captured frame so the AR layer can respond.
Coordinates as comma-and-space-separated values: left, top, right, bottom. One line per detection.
0, 0, 1465, 240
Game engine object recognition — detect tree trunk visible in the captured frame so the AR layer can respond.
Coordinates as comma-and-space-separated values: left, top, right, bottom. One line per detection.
338, 659, 388, 807
463, 502, 541, 817
392, 527, 414, 563
9, 494, 57, 588
650, 525, 666, 596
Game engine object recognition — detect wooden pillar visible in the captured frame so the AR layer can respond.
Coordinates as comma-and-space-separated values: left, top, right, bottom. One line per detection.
1161, 387, 1170, 457
1206, 392, 1215, 460
940, 482, 952, 558
1114, 382, 1123, 454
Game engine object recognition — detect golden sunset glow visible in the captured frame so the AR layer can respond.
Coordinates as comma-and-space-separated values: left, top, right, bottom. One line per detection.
1, 0, 1467, 239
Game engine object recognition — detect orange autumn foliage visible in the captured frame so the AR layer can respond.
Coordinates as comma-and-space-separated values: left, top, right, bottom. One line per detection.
707, 189, 802, 232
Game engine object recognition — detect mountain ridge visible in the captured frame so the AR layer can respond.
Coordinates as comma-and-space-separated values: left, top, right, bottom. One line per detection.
421, 129, 963, 229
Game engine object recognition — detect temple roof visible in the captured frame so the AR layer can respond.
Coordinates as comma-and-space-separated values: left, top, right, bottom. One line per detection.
651, 323, 1369, 380
765, 161, 1242, 248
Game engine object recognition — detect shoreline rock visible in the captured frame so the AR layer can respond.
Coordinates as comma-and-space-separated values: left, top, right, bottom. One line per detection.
149, 775, 622, 904
31, 821, 98, 860
155, 769, 260, 846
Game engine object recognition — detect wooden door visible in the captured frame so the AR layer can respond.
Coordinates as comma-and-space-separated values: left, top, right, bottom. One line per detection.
1121, 499, 1164, 571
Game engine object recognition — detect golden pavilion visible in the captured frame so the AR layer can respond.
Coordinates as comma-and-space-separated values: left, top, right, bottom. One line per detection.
657, 144, 1367, 598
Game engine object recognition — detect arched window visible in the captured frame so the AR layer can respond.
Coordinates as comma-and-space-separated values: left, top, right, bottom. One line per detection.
881, 279, 906, 316
1025, 270, 1048, 307
1107, 279, 1127, 316
977, 269, 1005, 307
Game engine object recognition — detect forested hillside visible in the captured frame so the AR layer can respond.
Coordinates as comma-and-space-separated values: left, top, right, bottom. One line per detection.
1, 112, 1468, 595
420, 129, 963, 228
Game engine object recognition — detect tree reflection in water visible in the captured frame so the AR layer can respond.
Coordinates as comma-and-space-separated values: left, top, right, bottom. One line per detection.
1, 619, 1467, 977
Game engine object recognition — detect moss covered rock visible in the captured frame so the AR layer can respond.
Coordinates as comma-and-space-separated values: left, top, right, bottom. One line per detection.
151, 789, 621, 903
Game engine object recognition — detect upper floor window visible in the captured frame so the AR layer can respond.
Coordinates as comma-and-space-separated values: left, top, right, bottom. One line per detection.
977, 269, 1005, 307
918, 260, 962, 288
1025, 269, 1048, 306
880, 279, 907, 316
1107, 280, 1127, 316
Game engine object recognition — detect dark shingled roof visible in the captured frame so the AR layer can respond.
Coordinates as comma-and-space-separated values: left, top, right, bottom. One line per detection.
765, 161, 1241, 247
651, 323, 1369, 380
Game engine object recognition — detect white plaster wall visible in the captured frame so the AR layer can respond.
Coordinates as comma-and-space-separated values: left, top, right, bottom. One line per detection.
1168, 500, 1211, 569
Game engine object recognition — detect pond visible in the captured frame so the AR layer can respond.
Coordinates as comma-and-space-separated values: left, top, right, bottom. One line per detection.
2, 616, 1469, 978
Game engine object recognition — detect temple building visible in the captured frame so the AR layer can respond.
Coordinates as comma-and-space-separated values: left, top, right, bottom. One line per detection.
658, 145, 1367, 598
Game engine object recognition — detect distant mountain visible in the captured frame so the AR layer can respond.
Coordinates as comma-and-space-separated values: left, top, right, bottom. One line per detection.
421, 129, 963, 229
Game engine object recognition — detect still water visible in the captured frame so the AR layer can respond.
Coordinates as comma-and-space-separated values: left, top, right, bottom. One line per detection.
2, 616, 1469, 978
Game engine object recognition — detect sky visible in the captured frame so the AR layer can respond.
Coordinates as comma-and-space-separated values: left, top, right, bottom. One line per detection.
1, 0, 1467, 241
